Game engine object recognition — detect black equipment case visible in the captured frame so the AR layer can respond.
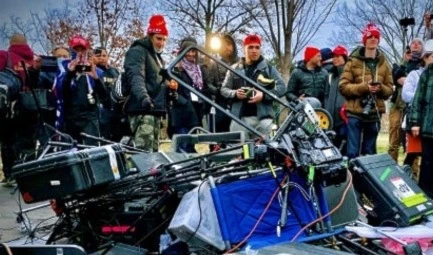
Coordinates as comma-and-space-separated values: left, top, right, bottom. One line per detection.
13, 144, 128, 203
350, 153, 433, 226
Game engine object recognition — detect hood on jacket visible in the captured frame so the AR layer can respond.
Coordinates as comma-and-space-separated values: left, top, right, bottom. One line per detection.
130, 37, 156, 54
8, 44, 34, 63
349, 46, 386, 64
296, 60, 323, 72
221, 34, 238, 64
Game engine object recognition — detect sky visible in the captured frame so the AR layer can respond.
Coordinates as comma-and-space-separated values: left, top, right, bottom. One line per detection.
0, 0, 64, 20
0, 0, 336, 58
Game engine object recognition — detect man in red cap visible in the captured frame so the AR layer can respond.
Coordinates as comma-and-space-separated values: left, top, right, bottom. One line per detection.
220, 34, 285, 140
123, 14, 169, 152
339, 23, 393, 159
324, 45, 349, 154
286, 46, 329, 106
56, 34, 108, 145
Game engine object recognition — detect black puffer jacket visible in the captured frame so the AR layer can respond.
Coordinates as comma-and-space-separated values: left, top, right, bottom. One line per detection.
62, 71, 107, 119
286, 62, 329, 105
123, 37, 166, 116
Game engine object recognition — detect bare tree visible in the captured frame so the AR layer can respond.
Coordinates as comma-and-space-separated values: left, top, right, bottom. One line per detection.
0, 16, 38, 50
330, 0, 433, 63
18, 0, 148, 66
160, 0, 262, 50
241, 0, 338, 81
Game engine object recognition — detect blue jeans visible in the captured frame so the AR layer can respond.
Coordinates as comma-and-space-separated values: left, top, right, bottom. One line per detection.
346, 117, 380, 159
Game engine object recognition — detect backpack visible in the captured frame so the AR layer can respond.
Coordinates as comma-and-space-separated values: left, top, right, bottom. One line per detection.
0, 52, 22, 112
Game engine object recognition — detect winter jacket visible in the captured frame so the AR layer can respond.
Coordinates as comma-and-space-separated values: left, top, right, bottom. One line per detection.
408, 64, 433, 138
0, 44, 34, 87
123, 37, 166, 116
62, 69, 108, 120
402, 68, 424, 104
220, 57, 286, 120
392, 58, 422, 109
425, 27, 433, 41
339, 47, 393, 119
286, 62, 329, 106
170, 65, 210, 128
98, 65, 120, 110
324, 65, 346, 127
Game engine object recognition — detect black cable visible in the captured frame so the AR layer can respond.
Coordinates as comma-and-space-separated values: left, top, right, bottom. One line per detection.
379, 219, 401, 230
15, 191, 32, 234
183, 180, 206, 245
26, 216, 59, 242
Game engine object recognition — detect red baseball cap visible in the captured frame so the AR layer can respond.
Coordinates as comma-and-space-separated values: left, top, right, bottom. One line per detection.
332, 45, 348, 57
68, 35, 90, 50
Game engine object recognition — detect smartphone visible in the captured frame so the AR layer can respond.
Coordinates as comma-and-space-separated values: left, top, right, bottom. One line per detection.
76, 64, 92, 73
370, 82, 381, 86
242, 87, 256, 99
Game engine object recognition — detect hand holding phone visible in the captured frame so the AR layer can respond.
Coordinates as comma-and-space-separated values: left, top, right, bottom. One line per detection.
368, 81, 381, 93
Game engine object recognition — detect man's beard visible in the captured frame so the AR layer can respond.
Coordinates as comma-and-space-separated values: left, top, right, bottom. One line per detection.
154, 47, 163, 54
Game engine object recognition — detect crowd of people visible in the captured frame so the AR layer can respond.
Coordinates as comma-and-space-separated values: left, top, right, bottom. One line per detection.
0, 13, 433, 197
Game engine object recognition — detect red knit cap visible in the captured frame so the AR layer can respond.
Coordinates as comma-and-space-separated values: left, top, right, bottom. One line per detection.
332, 45, 348, 57
243, 34, 261, 46
362, 23, 380, 45
68, 35, 90, 50
304, 46, 320, 62
147, 15, 169, 36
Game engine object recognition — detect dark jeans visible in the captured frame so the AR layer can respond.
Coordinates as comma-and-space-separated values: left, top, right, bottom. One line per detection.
333, 124, 348, 156
64, 117, 100, 146
346, 117, 380, 159
419, 137, 433, 198
99, 108, 131, 142
1, 113, 38, 178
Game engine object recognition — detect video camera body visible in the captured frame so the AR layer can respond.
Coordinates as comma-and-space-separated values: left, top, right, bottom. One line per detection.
361, 94, 376, 115
269, 100, 347, 187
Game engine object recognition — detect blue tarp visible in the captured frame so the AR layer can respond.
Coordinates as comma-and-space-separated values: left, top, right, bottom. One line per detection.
211, 171, 321, 249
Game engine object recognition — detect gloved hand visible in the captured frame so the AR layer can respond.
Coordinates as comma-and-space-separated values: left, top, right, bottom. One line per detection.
142, 97, 153, 110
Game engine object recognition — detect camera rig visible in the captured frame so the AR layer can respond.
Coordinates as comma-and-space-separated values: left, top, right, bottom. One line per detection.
11, 45, 352, 255
166, 45, 347, 188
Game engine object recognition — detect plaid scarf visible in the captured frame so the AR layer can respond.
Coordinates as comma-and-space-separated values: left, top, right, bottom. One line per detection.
180, 57, 203, 90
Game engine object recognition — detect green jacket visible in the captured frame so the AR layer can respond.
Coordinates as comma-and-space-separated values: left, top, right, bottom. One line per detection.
409, 64, 433, 138
286, 62, 329, 106
339, 47, 393, 119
